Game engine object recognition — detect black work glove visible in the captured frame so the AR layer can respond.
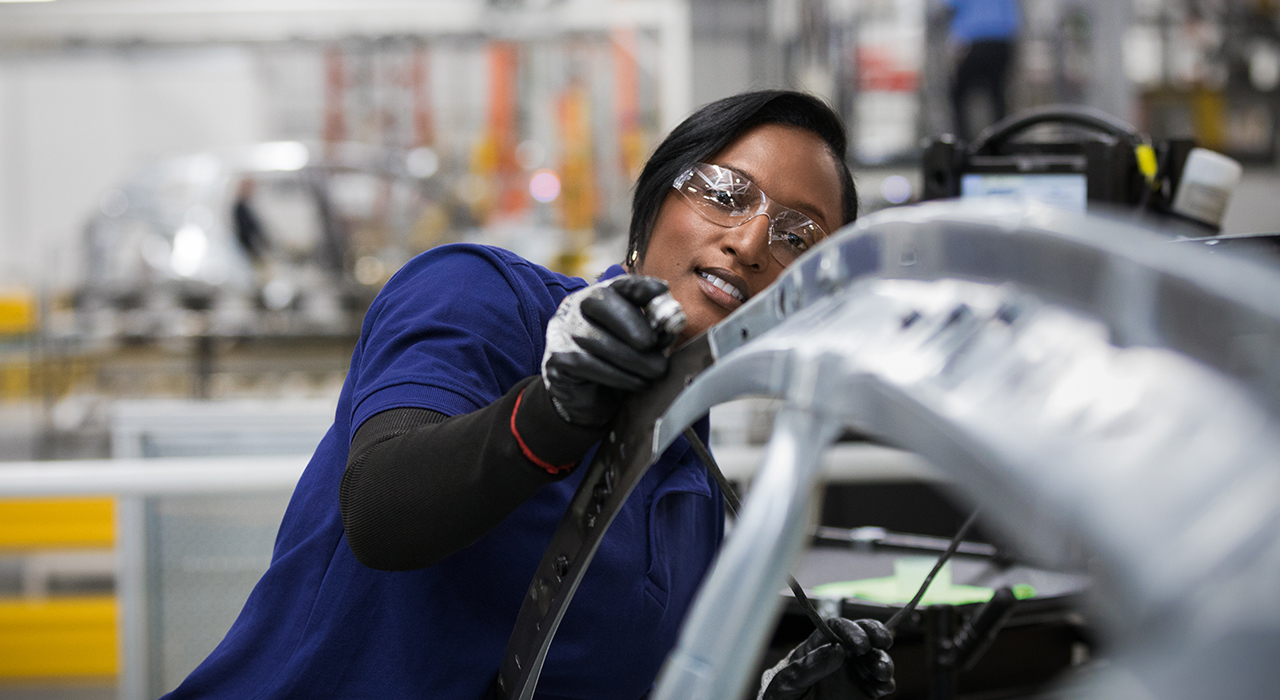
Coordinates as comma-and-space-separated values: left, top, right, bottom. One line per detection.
541, 275, 685, 428
759, 618, 895, 700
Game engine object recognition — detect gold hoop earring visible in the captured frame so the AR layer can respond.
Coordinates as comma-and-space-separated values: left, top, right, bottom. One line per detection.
626, 249, 638, 268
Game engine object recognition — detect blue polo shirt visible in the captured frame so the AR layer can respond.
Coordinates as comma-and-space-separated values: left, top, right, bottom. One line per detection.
946, 0, 1021, 43
165, 244, 723, 700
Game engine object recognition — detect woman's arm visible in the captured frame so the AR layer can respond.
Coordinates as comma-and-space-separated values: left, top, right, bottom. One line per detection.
342, 274, 682, 571
340, 376, 605, 571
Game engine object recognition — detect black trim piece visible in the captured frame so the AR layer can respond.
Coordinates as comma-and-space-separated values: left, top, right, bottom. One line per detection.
495, 335, 715, 700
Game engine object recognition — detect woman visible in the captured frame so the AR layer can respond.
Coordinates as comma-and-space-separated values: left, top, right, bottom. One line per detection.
165, 90, 891, 700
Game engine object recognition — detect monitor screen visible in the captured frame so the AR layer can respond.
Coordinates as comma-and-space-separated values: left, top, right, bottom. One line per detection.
960, 173, 1088, 212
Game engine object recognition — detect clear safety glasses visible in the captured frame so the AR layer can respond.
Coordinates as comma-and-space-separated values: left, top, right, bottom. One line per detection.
672, 163, 827, 266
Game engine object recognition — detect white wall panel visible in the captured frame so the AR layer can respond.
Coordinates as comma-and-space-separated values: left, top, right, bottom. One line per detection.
691, 39, 754, 108
20, 55, 133, 291
0, 66, 16, 283
123, 48, 264, 162
0, 46, 264, 291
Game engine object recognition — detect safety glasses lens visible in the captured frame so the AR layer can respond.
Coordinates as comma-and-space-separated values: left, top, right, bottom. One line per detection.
686, 169, 759, 219
674, 163, 826, 265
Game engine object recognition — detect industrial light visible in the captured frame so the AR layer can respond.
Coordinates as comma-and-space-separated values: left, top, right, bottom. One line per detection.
171, 224, 208, 277
405, 147, 439, 179
249, 141, 309, 172
529, 169, 560, 203
881, 175, 912, 205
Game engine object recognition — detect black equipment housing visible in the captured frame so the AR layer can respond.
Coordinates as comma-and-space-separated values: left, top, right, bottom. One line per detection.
922, 105, 1200, 225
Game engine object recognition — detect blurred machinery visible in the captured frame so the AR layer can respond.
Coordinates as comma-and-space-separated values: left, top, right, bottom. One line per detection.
766, 0, 1280, 218
922, 104, 1245, 232
78, 140, 451, 341
63, 28, 665, 408
1130, 0, 1280, 165
0, 3, 685, 464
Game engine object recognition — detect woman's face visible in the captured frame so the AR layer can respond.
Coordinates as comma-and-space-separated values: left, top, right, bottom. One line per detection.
634, 123, 845, 341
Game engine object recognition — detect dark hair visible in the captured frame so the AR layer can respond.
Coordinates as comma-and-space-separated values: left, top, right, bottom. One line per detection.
626, 90, 857, 266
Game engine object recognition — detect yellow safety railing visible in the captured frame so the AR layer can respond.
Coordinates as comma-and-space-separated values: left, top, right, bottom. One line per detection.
0, 289, 34, 336
0, 596, 116, 678
0, 497, 118, 679
0, 498, 115, 550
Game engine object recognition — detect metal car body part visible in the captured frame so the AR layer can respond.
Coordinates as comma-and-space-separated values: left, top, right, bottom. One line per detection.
502, 199, 1280, 700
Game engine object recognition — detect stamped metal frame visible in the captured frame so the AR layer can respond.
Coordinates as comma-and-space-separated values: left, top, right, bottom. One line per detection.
500, 199, 1280, 700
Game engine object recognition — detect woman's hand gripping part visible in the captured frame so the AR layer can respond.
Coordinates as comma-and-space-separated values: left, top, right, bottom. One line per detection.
541, 275, 686, 428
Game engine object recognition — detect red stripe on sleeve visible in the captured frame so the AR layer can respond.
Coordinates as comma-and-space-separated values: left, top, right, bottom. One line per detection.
511, 387, 576, 475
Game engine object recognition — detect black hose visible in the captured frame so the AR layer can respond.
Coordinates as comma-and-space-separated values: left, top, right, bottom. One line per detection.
885, 509, 981, 631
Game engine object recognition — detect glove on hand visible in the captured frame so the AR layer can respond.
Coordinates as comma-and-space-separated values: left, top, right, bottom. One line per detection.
541, 275, 684, 428
759, 618, 895, 700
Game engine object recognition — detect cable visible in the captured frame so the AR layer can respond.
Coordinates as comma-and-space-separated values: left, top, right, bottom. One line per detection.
682, 427, 981, 642
684, 427, 744, 514
885, 508, 981, 631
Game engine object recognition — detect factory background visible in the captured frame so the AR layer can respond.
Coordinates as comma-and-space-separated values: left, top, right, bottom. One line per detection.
0, 0, 1277, 698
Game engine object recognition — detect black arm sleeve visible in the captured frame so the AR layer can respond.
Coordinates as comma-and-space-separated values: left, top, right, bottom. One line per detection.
340, 375, 607, 571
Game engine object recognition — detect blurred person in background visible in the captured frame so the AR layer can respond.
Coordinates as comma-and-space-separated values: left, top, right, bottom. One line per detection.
232, 177, 270, 264
163, 90, 894, 700
946, 0, 1023, 140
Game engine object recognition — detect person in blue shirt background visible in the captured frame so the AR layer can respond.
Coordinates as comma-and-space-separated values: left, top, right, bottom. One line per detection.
163, 90, 893, 700
946, 0, 1023, 140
